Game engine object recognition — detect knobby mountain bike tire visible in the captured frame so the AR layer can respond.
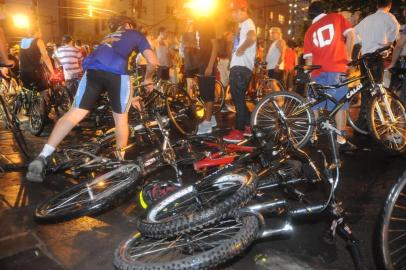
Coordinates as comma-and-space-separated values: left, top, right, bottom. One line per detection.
35, 164, 140, 222
134, 168, 258, 238
166, 87, 198, 136
376, 171, 406, 270
114, 215, 260, 270
29, 95, 46, 136
0, 96, 29, 158
251, 91, 315, 148
367, 91, 406, 154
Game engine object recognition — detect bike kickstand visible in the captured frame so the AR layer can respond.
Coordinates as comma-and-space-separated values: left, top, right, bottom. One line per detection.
335, 221, 366, 270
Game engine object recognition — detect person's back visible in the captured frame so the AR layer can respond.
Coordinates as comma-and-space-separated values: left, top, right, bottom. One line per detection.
83, 29, 150, 75
55, 36, 83, 81
20, 37, 42, 73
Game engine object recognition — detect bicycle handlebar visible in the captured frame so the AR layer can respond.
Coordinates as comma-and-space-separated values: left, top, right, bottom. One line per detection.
0, 63, 13, 68
348, 45, 392, 67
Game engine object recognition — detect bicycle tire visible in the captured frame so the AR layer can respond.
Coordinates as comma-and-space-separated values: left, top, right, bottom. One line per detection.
29, 95, 46, 136
134, 168, 257, 238
251, 91, 315, 148
367, 91, 406, 154
114, 215, 259, 270
35, 164, 140, 222
166, 87, 198, 135
56, 85, 72, 114
0, 96, 29, 158
257, 78, 287, 100
212, 80, 225, 114
377, 171, 406, 270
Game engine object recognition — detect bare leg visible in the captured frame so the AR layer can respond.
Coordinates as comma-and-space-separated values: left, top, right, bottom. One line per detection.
47, 107, 89, 147
112, 112, 129, 159
204, 101, 213, 121
335, 110, 347, 142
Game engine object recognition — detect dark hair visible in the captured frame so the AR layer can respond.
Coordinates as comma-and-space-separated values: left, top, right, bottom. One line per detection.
158, 27, 166, 34
107, 15, 136, 32
287, 40, 296, 48
62, 35, 72, 44
308, 1, 326, 20
75, 40, 82, 46
377, 0, 392, 8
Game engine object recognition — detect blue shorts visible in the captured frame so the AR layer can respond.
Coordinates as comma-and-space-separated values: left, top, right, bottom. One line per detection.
308, 72, 349, 111
73, 69, 133, 114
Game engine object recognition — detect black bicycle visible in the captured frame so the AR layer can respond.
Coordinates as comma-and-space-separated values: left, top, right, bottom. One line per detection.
0, 64, 29, 158
252, 46, 406, 153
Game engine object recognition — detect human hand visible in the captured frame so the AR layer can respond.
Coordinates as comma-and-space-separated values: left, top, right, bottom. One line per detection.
236, 47, 245, 56
204, 66, 212, 76
131, 96, 143, 111
0, 67, 9, 78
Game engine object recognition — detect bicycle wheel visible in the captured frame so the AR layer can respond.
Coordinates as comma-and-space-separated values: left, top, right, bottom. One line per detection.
212, 80, 225, 114
251, 91, 315, 148
367, 91, 406, 154
377, 171, 406, 270
166, 88, 198, 135
114, 215, 259, 270
56, 85, 72, 114
0, 96, 29, 158
35, 164, 140, 222
134, 168, 257, 238
29, 95, 46, 136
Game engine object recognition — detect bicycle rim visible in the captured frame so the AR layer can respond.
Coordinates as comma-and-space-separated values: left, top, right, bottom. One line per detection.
114, 215, 259, 270
368, 92, 406, 153
166, 90, 198, 135
251, 91, 315, 148
35, 164, 140, 222
212, 80, 225, 114
29, 96, 46, 136
380, 172, 406, 270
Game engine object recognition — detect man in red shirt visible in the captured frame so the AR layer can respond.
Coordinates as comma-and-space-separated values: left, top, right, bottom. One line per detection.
303, 1, 355, 152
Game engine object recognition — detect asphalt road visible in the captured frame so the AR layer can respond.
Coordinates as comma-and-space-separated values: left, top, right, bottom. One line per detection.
0, 111, 405, 270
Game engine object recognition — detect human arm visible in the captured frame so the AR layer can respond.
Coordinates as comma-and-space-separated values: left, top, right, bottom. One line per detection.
0, 28, 13, 66
236, 30, 257, 56
37, 39, 55, 76
141, 48, 157, 88
388, 34, 406, 69
345, 30, 355, 61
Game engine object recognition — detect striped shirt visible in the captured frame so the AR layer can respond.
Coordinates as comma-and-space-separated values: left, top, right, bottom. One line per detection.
54, 45, 83, 80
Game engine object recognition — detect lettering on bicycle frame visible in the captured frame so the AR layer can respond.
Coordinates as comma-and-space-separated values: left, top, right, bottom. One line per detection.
346, 83, 363, 99
313, 24, 334, 48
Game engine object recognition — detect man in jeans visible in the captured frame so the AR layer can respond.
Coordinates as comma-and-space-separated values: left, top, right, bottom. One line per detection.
354, 0, 399, 130
223, 0, 256, 143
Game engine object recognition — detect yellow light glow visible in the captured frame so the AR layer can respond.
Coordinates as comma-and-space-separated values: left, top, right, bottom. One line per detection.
88, 5, 94, 17
186, 0, 217, 16
12, 14, 29, 29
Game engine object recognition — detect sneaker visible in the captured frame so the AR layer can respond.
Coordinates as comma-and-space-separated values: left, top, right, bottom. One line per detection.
210, 116, 217, 127
197, 121, 212, 135
26, 156, 47, 183
338, 140, 358, 154
243, 126, 252, 137
385, 133, 404, 144
223, 129, 245, 143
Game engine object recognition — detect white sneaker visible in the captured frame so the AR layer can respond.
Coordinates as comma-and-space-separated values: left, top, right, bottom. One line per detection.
210, 116, 217, 127
197, 121, 212, 135
385, 133, 404, 144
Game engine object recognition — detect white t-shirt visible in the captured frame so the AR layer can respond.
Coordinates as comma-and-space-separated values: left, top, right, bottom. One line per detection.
355, 10, 399, 55
230, 18, 257, 70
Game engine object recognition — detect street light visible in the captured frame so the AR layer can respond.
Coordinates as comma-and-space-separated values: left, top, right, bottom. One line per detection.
12, 14, 29, 29
185, 0, 217, 17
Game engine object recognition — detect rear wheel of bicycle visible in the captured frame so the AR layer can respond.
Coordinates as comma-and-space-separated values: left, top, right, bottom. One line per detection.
213, 80, 225, 114
29, 95, 46, 136
35, 164, 140, 222
377, 171, 406, 270
367, 91, 406, 154
0, 96, 29, 158
135, 168, 257, 238
56, 86, 72, 114
114, 215, 259, 270
166, 88, 198, 135
251, 91, 315, 148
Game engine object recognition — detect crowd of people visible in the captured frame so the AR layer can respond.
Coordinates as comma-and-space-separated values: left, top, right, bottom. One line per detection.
0, 0, 404, 182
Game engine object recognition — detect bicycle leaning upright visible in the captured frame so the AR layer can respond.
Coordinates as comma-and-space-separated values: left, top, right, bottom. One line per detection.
252, 46, 406, 154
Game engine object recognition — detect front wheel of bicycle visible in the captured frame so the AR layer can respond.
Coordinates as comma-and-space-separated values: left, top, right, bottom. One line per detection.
29, 95, 46, 136
134, 168, 257, 238
114, 215, 260, 270
377, 171, 406, 270
367, 91, 406, 154
35, 164, 140, 222
251, 91, 315, 148
166, 88, 198, 135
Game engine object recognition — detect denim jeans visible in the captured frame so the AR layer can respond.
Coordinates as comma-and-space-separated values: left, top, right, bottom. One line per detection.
229, 66, 252, 131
